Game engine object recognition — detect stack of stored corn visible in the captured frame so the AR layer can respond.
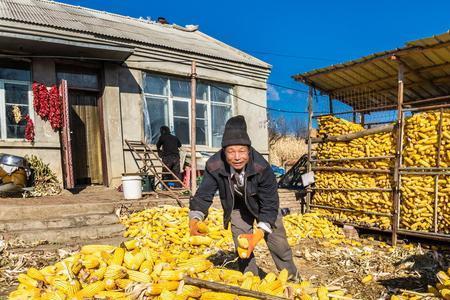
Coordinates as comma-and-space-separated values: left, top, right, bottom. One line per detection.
401, 111, 450, 234
314, 116, 395, 230
9, 207, 350, 300
283, 212, 345, 246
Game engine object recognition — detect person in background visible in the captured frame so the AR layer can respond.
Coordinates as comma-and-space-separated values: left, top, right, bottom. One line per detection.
156, 126, 182, 184
188, 115, 298, 279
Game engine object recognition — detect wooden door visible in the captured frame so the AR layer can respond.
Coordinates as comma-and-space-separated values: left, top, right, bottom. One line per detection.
69, 91, 103, 185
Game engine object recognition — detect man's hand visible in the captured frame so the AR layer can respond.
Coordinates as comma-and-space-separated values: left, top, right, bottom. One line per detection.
237, 228, 265, 258
189, 219, 207, 236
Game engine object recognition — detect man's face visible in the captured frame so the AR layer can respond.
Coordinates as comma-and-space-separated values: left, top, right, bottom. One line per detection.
224, 145, 250, 172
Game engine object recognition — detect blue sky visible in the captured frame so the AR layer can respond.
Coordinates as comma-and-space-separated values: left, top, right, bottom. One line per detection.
59, 0, 449, 128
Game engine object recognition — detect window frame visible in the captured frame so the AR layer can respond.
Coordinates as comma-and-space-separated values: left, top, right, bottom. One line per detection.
0, 79, 34, 141
143, 73, 234, 148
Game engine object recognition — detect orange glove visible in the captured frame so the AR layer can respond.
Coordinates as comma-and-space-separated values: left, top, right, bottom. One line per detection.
189, 219, 207, 236
237, 228, 264, 258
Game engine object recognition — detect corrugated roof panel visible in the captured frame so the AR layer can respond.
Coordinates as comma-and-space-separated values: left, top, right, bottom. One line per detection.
0, 0, 269, 68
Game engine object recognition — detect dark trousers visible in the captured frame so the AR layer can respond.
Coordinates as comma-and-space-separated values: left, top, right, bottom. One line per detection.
161, 155, 181, 184
230, 206, 298, 277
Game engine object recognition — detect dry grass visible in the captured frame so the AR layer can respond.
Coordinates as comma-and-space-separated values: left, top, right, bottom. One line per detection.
269, 136, 307, 168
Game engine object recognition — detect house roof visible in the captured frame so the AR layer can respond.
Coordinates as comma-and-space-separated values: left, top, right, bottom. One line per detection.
0, 0, 270, 69
293, 31, 450, 111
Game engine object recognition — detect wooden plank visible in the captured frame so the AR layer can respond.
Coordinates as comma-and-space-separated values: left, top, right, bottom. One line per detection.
183, 276, 288, 300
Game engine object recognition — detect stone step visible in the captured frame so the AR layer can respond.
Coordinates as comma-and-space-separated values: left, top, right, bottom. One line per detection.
0, 213, 119, 232
0, 198, 184, 221
3, 223, 125, 243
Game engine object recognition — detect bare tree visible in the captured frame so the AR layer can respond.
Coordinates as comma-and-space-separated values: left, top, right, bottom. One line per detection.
289, 117, 308, 138
268, 116, 289, 146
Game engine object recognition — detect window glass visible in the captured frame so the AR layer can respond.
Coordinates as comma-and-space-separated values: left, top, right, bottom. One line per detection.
196, 83, 208, 101
174, 117, 189, 144
211, 84, 232, 104
57, 72, 98, 89
144, 97, 169, 144
196, 103, 207, 145
0, 68, 30, 81
212, 104, 231, 147
173, 100, 189, 117
144, 75, 167, 95
170, 79, 191, 98
5, 83, 29, 139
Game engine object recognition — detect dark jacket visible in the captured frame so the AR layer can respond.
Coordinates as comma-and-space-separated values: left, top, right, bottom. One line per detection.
190, 147, 279, 229
156, 134, 181, 157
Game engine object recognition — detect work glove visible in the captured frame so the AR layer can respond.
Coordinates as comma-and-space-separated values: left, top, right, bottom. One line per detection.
189, 219, 208, 236
237, 228, 265, 259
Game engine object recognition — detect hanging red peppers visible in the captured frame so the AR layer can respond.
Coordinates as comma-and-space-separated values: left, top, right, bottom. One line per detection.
48, 85, 62, 130
24, 115, 35, 142
32, 82, 62, 131
32, 82, 50, 120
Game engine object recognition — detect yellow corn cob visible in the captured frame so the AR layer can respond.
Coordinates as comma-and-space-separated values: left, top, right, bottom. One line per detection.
111, 247, 126, 265
80, 244, 116, 254
139, 260, 153, 274
145, 281, 180, 295
160, 270, 185, 281
89, 266, 107, 282
180, 285, 202, 298
240, 277, 253, 289
197, 221, 209, 234
258, 279, 282, 293
124, 239, 139, 251
317, 286, 329, 300
80, 255, 100, 269
104, 278, 116, 290
237, 247, 248, 259
278, 269, 289, 285
263, 272, 277, 283
189, 236, 212, 246
127, 270, 152, 283
17, 274, 38, 288
53, 279, 81, 296
115, 279, 133, 290
361, 274, 373, 284
104, 265, 128, 279
26, 267, 45, 282
77, 280, 106, 298
237, 236, 249, 249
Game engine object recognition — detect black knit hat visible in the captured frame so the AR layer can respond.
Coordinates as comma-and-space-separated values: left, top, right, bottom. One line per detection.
221, 115, 251, 148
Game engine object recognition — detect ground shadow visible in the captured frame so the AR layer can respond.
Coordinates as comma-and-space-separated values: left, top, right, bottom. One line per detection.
207, 250, 268, 278
378, 251, 449, 294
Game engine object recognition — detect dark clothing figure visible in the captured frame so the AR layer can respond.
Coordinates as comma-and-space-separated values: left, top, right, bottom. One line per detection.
189, 116, 297, 278
156, 126, 182, 182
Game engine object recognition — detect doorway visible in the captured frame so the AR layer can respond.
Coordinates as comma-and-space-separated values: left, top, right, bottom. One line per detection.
69, 90, 103, 185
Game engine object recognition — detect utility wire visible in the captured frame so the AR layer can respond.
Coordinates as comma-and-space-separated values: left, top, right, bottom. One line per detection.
243, 50, 337, 62
0, 53, 320, 113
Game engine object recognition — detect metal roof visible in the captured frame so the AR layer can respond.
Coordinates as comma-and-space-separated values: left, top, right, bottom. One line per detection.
293, 31, 450, 110
0, 0, 270, 68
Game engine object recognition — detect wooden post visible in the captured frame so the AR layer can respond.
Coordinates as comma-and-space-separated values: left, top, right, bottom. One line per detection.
392, 57, 404, 246
306, 86, 313, 213
190, 61, 197, 193
329, 94, 334, 114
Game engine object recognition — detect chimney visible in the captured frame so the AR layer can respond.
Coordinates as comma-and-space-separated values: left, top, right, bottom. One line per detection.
157, 17, 168, 24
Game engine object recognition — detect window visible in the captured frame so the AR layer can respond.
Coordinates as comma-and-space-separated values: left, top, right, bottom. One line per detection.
143, 73, 233, 147
0, 67, 32, 140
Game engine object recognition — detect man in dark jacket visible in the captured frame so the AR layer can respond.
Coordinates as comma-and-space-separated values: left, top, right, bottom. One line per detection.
156, 126, 182, 182
189, 115, 298, 278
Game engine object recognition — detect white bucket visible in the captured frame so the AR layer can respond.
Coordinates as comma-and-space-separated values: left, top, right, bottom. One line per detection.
122, 175, 142, 200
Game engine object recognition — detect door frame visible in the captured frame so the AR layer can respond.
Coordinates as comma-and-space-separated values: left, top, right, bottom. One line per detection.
57, 65, 108, 187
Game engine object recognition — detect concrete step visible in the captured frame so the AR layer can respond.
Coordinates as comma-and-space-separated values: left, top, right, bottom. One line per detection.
0, 213, 119, 232
4, 223, 125, 243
